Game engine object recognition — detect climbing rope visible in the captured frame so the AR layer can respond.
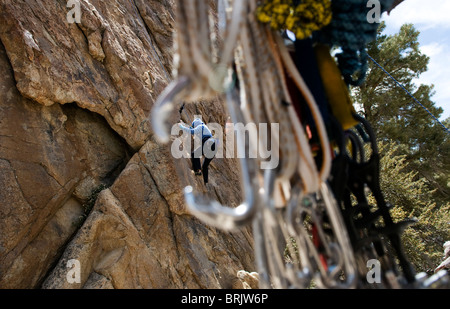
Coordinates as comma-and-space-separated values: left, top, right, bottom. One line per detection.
151, 0, 449, 289
315, 0, 394, 86
256, 0, 332, 40
152, 0, 357, 289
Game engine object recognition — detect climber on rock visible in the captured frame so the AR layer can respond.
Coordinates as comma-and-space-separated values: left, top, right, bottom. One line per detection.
179, 118, 217, 185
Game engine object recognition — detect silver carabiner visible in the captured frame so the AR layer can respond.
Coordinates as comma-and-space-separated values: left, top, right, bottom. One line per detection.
284, 182, 357, 289
151, 68, 258, 232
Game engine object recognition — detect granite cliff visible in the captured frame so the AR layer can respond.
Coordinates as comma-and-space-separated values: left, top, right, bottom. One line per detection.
0, 0, 254, 289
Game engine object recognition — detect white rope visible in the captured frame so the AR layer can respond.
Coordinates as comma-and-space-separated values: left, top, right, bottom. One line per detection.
153, 0, 355, 289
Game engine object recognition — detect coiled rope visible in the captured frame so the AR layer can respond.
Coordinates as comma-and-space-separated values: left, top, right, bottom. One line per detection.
256, 0, 395, 87
316, 0, 394, 86
256, 0, 332, 40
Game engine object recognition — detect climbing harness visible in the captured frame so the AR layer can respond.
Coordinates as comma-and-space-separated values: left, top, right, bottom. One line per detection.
151, 0, 450, 289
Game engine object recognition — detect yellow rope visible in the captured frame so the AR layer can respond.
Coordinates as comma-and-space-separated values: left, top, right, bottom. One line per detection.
256, 0, 332, 40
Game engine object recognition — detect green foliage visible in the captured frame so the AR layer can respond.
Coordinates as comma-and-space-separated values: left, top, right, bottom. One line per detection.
376, 142, 432, 214
375, 141, 450, 273
401, 203, 450, 273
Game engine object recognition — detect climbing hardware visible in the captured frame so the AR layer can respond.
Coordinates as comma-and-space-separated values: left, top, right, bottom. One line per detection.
151, 0, 450, 289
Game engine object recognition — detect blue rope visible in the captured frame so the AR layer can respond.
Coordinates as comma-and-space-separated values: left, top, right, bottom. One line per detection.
368, 54, 450, 135
315, 0, 394, 86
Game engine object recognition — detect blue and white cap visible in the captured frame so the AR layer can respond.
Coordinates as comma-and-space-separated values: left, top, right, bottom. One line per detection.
192, 118, 203, 128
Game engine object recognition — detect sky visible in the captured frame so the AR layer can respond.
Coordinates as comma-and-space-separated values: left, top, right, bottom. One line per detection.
381, 0, 450, 121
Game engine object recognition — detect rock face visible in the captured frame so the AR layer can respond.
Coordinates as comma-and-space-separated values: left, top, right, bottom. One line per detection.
0, 0, 173, 150
0, 0, 255, 289
42, 140, 254, 289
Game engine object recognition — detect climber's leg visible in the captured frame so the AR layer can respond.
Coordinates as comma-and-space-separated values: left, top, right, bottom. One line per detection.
191, 146, 202, 174
202, 141, 216, 184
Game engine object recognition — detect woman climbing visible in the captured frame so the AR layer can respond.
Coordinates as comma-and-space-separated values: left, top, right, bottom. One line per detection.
179, 118, 217, 185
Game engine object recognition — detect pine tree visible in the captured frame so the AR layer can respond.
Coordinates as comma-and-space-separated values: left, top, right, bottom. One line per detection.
375, 141, 450, 273
352, 22, 450, 205
352, 23, 450, 273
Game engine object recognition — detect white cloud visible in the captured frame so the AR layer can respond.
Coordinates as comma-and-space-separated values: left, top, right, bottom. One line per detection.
420, 42, 444, 58
420, 64, 450, 120
383, 0, 450, 30
381, 0, 450, 120
418, 43, 450, 120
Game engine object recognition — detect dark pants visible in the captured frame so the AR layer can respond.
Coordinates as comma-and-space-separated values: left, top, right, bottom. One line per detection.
191, 137, 216, 184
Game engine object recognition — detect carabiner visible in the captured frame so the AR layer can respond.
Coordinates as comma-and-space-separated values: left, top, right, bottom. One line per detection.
184, 88, 259, 231
151, 76, 191, 143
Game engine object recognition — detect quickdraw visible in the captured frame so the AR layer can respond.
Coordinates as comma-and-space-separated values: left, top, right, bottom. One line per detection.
151, 0, 450, 289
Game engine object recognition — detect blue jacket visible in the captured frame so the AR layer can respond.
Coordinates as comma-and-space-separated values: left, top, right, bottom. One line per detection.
179, 120, 213, 142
